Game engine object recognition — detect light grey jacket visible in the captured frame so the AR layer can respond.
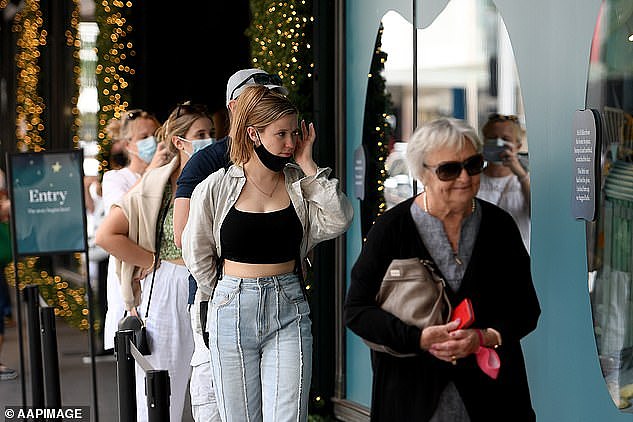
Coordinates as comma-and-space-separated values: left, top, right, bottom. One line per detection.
182, 163, 353, 302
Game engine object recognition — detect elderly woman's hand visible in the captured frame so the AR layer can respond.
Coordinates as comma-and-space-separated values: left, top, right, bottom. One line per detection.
419, 319, 460, 352
422, 322, 482, 363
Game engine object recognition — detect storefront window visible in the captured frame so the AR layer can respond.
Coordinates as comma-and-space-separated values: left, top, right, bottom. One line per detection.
365, 0, 528, 247
586, 0, 633, 413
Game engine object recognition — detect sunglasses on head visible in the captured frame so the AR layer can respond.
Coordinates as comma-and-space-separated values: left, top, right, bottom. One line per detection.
125, 109, 145, 120
175, 102, 208, 119
424, 154, 485, 181
488, 113, 519, 123
230, 73, 283, 101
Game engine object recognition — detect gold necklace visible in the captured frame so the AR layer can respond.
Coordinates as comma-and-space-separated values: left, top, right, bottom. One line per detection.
245, 170, 281, 198
422, 191, 476, 214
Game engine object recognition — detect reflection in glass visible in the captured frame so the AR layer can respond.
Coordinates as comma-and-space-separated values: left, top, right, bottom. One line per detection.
381, 12, 415, 212
378, 0, 528, 238
586, 0, 633, 413
358, 22, 397, 239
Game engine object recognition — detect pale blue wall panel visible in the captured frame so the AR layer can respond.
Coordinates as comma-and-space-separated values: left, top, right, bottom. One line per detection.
345, 0, 631, 420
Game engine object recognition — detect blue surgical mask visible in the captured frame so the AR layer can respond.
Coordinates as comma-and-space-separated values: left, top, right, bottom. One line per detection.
135, 136, 157, 163
178, 136, 215, 157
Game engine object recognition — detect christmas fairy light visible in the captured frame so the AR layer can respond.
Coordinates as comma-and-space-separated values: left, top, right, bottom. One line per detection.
95, 0, 136, 173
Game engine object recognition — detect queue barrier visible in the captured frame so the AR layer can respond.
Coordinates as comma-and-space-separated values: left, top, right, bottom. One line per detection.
22, 284, 62, 409
114, 329, 170, 422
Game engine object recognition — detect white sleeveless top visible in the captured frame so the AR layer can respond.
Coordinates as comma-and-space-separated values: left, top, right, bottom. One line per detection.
477, 173, 530, 252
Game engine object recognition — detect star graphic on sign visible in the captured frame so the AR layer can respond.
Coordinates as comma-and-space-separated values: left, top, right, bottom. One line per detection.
51, 162, 62, 172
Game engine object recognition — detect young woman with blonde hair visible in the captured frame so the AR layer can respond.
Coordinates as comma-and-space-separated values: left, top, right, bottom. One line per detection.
97, 103, 214, 421
182, 85, 353, 422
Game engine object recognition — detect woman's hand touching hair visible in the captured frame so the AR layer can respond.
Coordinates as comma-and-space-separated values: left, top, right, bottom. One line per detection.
294, 119, 317, 176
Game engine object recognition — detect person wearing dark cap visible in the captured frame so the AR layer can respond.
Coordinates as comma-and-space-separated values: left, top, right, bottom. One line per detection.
173, 68, 288, 247
173, 68, 288, 422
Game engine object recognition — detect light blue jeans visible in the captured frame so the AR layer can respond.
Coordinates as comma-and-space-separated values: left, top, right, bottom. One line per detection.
208, 272, 312, 422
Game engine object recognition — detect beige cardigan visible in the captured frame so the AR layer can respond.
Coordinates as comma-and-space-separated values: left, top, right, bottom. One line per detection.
115, 156, 179, 310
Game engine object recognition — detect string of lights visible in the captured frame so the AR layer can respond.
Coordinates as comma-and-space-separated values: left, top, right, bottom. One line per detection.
360, 22, 392, 241
95, 0, 136, 173
13, 0, 46, 152
69, 1, 81, 149
247, 0, 314, 118
6, 0, 91, 330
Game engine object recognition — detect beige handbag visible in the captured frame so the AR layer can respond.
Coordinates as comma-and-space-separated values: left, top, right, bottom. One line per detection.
363, 257, 452, 357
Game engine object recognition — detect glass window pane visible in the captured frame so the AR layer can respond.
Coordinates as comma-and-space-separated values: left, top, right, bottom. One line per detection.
586, 0, 633, 413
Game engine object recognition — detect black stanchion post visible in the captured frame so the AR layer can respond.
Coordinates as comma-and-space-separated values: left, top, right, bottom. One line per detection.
115, 330, 137, 422
40, 306, 62, 408
146, 370, 170, 422
23, 284, 44, 407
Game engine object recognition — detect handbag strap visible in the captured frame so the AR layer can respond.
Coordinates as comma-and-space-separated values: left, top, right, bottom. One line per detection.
143, 188, 171, 320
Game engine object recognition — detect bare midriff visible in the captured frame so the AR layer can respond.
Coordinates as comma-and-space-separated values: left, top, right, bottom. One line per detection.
223, 259, 295, 278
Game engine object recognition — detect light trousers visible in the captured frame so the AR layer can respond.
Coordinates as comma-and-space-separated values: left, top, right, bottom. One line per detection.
208, 273, 312, 422
135, 261, 194, 422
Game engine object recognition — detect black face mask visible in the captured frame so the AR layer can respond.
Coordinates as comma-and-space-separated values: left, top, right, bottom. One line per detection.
253, 133, 292, 172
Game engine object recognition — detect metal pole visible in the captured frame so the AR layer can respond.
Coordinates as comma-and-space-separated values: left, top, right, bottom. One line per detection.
145, 370, 170, 422
23, 284, 44, 407
12, 258, 27, 407
115, 330, 136, 422
412, 0, 419, 195
6, 151, 26, 407
333, 0, 347, 401
83, 251, 99, 422
40, 306, 61, 408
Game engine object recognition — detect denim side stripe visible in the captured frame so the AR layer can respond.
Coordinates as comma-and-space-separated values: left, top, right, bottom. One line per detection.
296, 300, 304, 422
273, 278, 281, 421
237, 283, 250, 422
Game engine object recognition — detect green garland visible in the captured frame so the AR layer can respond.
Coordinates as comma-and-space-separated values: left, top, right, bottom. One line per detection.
7, 0, 90, 331
5, 258, 93, 331
94, 0, 136, 175
246, 0, 314, 120
360, 22, 395, 239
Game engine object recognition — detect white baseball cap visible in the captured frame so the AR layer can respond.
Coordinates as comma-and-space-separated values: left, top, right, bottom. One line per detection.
225, 68, 289, 107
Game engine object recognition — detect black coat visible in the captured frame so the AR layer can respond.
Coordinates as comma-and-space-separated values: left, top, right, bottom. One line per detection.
344, 197, 541, 422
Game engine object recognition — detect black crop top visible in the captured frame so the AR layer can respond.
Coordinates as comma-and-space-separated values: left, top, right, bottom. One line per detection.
220, 204, 303, 264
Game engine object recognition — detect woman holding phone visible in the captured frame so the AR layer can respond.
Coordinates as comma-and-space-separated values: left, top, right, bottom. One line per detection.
477, 113, 531, 250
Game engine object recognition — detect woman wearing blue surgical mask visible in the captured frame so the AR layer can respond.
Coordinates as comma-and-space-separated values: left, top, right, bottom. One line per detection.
97, 102, 214, 422
476, 113, 531, 251
177, 136, 216, 157
100, 110, 163, 357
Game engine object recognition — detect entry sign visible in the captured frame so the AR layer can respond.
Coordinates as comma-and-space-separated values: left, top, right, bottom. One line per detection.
571, 109, 599, 221
7, 150, 87, 255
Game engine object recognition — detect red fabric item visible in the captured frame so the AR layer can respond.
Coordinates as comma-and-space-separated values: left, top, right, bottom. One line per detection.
474, 329, 500, 379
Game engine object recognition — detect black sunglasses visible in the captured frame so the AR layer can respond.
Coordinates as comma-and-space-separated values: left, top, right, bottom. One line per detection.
175, 102, 208, 119
424, 154, 485, 181
229, 73, 283, 101
488, 113, 519, 123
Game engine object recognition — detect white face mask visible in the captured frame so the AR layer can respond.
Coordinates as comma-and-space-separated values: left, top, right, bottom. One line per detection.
178, 137, 215, 157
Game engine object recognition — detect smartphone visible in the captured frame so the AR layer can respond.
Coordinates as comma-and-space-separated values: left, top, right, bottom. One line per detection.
450, 298, 475, 329
482, 138, 512, 163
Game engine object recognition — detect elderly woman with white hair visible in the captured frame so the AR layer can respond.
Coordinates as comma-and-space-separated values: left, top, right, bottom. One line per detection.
344, 117, 541, 421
